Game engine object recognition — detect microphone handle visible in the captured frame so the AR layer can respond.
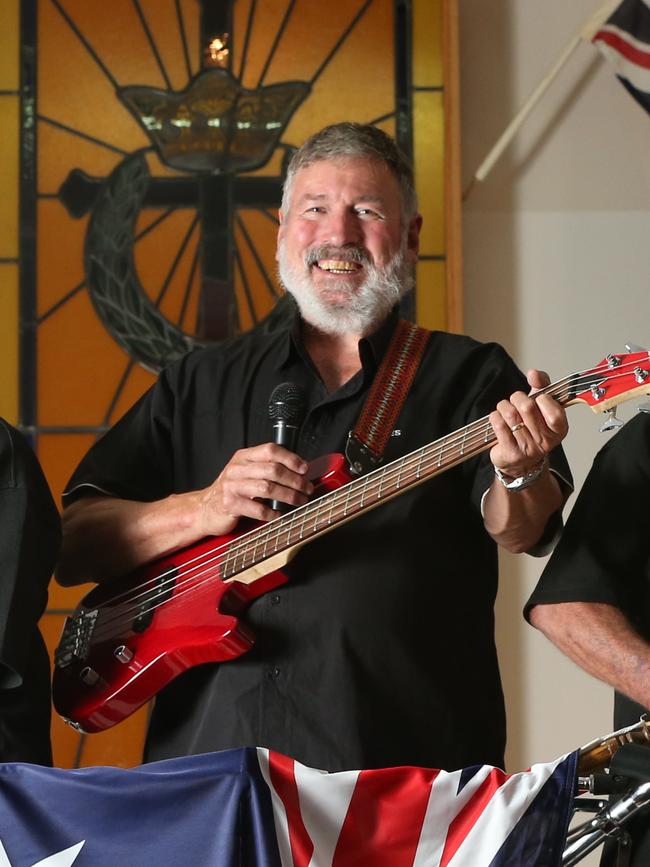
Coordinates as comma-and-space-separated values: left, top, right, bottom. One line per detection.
270, 420, 299, 511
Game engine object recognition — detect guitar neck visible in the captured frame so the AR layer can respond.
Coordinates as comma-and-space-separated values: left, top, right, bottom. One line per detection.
221, 376, 573, 582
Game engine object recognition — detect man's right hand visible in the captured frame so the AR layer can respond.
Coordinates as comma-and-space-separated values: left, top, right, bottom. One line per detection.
58, 444, 314, 587
196, 443, 314, 536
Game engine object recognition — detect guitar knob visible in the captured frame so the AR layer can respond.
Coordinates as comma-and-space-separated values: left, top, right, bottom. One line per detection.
80, 666, 100, 686
113, 645, 134, 664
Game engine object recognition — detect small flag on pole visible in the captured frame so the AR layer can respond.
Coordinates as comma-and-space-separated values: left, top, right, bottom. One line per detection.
592, 0, 650, 113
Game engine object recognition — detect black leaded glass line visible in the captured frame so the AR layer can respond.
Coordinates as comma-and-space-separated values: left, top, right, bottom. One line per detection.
238, 0, 258, 83
234, 248, 258, 327
38, 114, 130, 157
37, 280, 86, 324
20, 0, 37, 430
258, 208, 280, 227
174, 0, 194, 82
153, 215, 199, 309
256, 0, 297, 88
236, 214, 279, 300
132, 0, 173, 90
104, 357, 136, 427
134, 207, 178, 243
309, 0, 374, 87
368, 111, 397, 126
177, 239, 201, 329
50, 0, 121, 90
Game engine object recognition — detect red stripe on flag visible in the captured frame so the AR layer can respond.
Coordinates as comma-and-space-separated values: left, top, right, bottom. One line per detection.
268, 752, 314, 867
331, 766, 439, 867
439, 768, 510, 867
594, 28, 650, 70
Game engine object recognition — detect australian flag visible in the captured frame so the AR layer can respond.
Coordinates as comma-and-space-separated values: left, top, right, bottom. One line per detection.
593, 0, 650, 113
0, 748, 577, 866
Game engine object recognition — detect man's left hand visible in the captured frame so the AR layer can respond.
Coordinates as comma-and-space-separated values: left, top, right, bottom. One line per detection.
489, 369, 568, 479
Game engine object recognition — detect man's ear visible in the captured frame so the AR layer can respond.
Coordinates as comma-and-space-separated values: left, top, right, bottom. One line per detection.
407, 214, 422, 261
275, 209, 285, 263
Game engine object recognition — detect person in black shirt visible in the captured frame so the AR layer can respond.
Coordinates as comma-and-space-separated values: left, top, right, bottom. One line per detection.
0, 418, 58, 765
526, 412, 650, 866
58, 122, 571, 772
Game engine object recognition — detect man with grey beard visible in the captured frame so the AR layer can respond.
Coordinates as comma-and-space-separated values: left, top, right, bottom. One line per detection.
57, 123, 571, 772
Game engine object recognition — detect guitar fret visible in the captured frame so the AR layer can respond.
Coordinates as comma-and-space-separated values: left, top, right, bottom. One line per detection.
416, 446, 425, 479
343, 483, 353, 517
436, 437, 445, 468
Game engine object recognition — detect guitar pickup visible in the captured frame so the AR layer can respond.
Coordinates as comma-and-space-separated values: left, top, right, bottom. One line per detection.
55, 609, 98, 669
132, 570, 177, 633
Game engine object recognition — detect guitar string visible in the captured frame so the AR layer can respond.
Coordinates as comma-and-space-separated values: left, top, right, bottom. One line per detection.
77, 365, 635, 646
75, 363, 643, 645
77, 364, 643, 643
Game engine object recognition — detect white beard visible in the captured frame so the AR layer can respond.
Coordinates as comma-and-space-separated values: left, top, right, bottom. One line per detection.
277, 242, 414, 336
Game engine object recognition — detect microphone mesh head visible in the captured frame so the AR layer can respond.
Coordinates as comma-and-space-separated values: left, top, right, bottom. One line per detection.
268, 382, 306, 423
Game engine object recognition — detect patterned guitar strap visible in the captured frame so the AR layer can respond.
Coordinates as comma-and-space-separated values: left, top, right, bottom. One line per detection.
345, 318, 431, 476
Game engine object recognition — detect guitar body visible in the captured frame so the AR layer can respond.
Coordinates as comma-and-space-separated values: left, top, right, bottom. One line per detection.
53, 346, 650, 733
53, 454, 351, 733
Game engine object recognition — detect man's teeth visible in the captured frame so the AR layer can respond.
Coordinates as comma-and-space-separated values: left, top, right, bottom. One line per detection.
317, 259, 361, 273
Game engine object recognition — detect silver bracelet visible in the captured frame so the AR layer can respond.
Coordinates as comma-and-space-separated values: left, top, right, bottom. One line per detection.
494, 456, 548, 492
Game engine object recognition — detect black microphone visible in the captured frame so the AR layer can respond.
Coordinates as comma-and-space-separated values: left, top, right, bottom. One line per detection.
268, 382, 306, 511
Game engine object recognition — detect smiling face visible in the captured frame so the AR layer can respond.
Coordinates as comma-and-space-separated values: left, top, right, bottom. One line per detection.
276, 157, 421, 336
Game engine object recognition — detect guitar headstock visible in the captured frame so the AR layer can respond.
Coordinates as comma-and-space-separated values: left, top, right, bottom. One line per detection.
565, 348, 650, 413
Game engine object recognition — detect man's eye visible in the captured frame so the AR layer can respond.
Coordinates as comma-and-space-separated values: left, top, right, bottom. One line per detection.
356, 208, 379, 217
305, 206, 324, 214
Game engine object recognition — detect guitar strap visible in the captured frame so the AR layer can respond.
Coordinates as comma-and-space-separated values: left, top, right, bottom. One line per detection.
345, 318, 431, 475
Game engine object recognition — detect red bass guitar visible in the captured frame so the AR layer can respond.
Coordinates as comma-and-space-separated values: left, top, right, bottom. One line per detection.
53, 349, 650, 732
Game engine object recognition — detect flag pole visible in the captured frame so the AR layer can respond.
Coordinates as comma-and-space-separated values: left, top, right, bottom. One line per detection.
463, 0, 620, 200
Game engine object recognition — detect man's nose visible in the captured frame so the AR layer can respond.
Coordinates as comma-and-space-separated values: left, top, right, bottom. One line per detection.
320, 209, 362, 247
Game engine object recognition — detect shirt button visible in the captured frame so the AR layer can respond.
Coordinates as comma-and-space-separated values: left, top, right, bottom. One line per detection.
270, 594, 281, 605
267, 666, 281, 679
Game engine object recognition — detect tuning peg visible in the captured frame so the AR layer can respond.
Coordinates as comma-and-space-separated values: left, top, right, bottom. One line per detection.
599, 408, 625, 432
638, 402, 650, 415
625, 343, 649, 354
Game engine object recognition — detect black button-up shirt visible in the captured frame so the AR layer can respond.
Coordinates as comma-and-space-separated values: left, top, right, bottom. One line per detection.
66, 310, 570, 772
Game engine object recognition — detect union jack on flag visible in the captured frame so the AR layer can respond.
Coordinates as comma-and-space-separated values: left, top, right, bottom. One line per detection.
593, 0, 650, 113
0, 747, 577, 867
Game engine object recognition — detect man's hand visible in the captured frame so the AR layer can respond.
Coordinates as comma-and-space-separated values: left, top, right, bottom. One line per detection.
489, 368, 568, 478
196, 443, 314, 536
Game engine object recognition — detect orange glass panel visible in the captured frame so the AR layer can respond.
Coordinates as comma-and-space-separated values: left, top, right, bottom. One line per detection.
38, 289, 132, 427
38, 2, 150, 153
0, 96, 18, 259
0, 0, 19, 90
36, 200, 86, 316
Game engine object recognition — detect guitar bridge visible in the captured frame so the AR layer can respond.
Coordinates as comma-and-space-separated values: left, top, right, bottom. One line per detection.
55, 609, 98, 669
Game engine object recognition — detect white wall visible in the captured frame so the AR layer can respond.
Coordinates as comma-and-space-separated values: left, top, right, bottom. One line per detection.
459, 0, 650, 785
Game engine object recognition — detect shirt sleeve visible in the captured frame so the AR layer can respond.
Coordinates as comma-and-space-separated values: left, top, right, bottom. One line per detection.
524, 412, 650, 626
63, 362, 179, 505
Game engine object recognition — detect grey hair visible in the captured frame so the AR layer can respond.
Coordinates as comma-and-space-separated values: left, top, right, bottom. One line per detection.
281, 122, 418, 220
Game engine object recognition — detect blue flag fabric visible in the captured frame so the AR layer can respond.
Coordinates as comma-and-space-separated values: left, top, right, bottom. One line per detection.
0, 749, 282, 867
593, 0, 650, 113
0, 747, 577, 867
